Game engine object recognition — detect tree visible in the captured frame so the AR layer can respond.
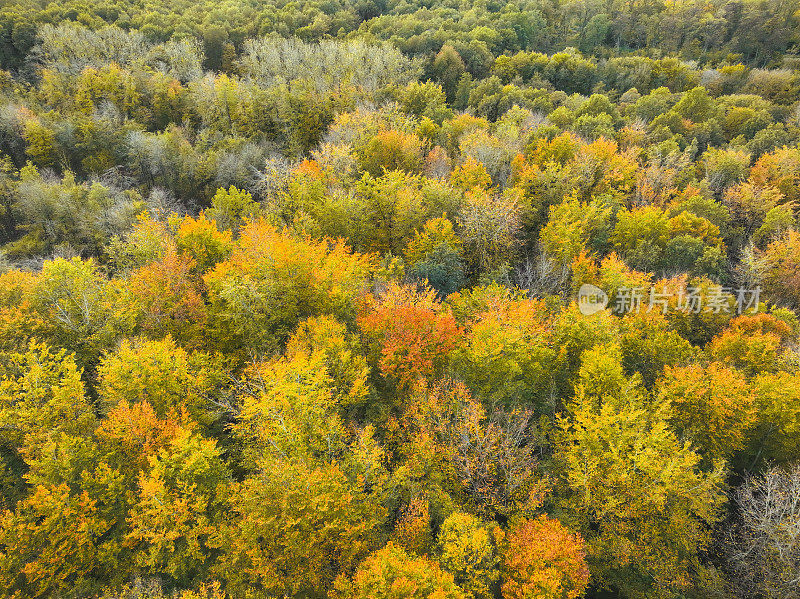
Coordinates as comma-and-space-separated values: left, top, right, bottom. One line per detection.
750, 147, 800, 204
285, 315, 372, 411
127, 250, 206, 346
11, 167, 143, 259
97, 336, 223, 424
126, 424, 230, 586
22, 118, 59, 168
345, 171, 460, 255
359, 283, 461, 392
749, 371, 800, 465
338, 542, 466, 599
0, 484, 111, 598
501, 516, 589, 599
405, 217, 465, 297
729, 464, 800, 599
556, 388, 725, 597
204, 186, 259, 235
618, 309, 697, 389
405, 217, 463, 268
433, 45, 467, 102
451, 297, 556, 409
407, 379, 544, 518
391, 496, 434, 557
611, 205, 670, 270
31, 257, 133, 369
761, 230, 800, 308
0, 342, 95, 466
673, 87, 718, 123
709, 319, 786, 376
173, 213, 233, 275
357, 130, 425, 177
539, 193, 612, 266
458, 188, 520, 275
408, 244, 466, 298
438, 512, 499, 599
95, 399, 182, 485
204, 219, 374, 357
657, 363, 755, 460
234, 349, 351, 467
701, 147, 750, 194
215, 438, 390, 597
398, 81, 452, 124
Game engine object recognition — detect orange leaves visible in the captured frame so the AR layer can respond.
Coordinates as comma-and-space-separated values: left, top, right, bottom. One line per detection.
749, 146, 800, 204
126, 471, 215, 584
501, 516, 589, 599
390, 496, 434, 556
95, 400, 182, 478
0, 484, 110, 598
128, 251, 206, 344
726, 312, 793, 341
359, 284, 461, 391
576, 137, 638, 197
0, 270, 45, 353
295, 158, 324, 179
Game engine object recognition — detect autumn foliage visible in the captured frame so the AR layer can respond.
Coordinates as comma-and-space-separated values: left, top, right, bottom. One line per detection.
501, 516, 589, 599
1, 11, 800, 599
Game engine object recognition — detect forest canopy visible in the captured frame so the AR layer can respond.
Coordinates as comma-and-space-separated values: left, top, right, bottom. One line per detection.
0, 0, 799, 598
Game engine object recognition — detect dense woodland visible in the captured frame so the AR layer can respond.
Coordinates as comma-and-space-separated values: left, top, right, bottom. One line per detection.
0, 0, 799, 598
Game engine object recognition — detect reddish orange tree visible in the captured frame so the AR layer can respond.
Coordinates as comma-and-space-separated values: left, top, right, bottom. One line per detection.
501, 515, 589, 599
359, 283, 461, 391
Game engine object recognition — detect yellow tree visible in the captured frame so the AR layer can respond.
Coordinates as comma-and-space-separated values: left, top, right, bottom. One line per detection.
213, 432, 391, 597
556, 378, 726, 597
451, 296, 556, 408
335, 542, 466, 599
204, 219, 373, 358
0, 484, 110, 598
126, 424, 230, 586
97, 336, 224, 424
0, 342, 95, 468
657, 362, 755, 460
438, 512, 499, 599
